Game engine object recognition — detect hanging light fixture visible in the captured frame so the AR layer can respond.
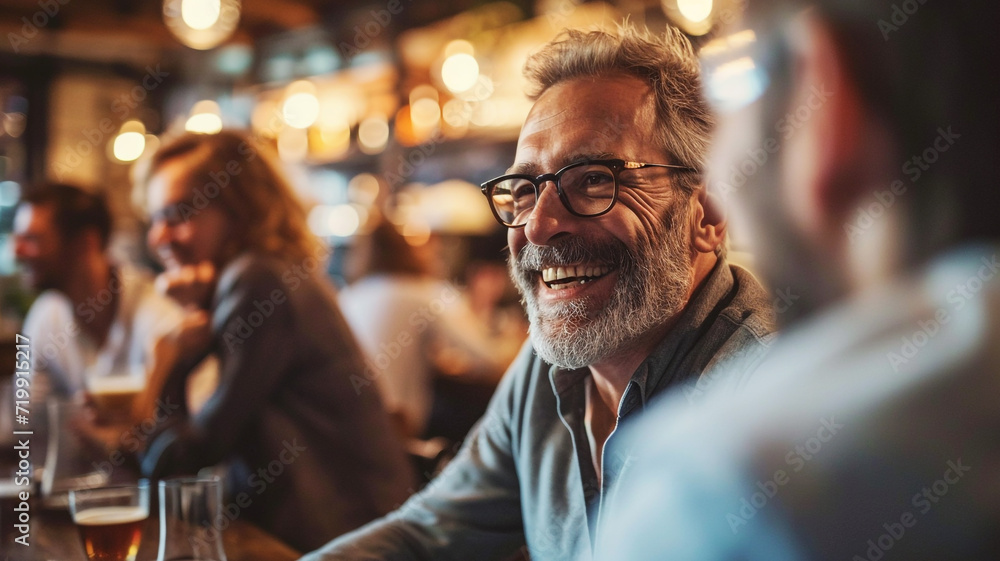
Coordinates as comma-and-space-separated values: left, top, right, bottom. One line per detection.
185, 100, 224, 134
164, 0, 242, 50
112, 121, 147, 162
663, 0, 716, 36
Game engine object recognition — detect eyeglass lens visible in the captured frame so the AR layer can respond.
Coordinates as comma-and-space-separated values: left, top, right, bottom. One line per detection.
490, 163, 616, 226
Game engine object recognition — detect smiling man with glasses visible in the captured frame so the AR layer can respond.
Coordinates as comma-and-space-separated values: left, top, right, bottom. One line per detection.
303, 22, 775, 561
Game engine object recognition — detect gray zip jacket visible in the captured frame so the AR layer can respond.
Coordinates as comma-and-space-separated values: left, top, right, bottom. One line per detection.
301, 258, 776, 560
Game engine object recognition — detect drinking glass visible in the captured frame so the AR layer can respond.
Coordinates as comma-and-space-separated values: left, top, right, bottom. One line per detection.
42, 400, 110, 509
157, 476, 228, 561
68, 481, 149, 561
86, 374, 145, 424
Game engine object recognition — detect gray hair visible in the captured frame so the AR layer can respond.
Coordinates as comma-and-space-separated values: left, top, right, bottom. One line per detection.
523, 22, 713, 195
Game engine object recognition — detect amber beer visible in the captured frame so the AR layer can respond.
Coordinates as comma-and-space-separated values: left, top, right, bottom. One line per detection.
87, 376, 144, 421
74, 505, 147, 561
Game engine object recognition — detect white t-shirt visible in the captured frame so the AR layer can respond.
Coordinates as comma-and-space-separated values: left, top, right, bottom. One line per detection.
338, 275, 501, 436
24, 265, 183, 398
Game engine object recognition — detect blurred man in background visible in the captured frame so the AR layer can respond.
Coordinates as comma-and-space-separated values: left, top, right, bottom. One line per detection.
599, 1, 1000, 559
14, 183, 179, 407
304, 22, 775, 561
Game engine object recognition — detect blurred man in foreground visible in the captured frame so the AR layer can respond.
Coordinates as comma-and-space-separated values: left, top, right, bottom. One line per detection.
599, 1, 1000, 559
14, 183, 180, 408
304, 22, 775, 560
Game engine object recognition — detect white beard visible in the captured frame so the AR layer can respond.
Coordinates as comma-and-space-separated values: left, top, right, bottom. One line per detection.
510, 201, 693, 369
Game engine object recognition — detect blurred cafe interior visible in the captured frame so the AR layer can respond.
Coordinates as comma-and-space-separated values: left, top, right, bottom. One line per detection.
0, 0, 733, 557
0, 0, 730, 286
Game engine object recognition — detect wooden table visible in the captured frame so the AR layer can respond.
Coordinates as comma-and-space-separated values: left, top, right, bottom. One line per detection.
2, 506, 301, 560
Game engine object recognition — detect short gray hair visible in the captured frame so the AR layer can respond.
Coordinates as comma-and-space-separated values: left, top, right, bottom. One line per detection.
523, 22, 713, 194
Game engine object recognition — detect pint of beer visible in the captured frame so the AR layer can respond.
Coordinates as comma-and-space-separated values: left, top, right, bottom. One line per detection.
69, 482, 149, 561
75, 506, 147, 560
86, 375, 145, 423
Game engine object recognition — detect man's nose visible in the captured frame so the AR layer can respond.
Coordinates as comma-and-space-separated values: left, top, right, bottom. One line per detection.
523, 182, 579, 246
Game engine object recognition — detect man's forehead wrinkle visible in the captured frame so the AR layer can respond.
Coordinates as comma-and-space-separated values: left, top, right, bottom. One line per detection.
536, 106, 570, 123
522, 106, 571, 136
513, 79, 658, 175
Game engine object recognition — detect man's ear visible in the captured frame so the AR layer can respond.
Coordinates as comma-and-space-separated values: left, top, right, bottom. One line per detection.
780, 13, 878, 243
690, 188, 727, 254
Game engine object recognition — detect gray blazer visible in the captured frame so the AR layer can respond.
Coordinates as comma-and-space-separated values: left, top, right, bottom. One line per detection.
141, 253, 415, 552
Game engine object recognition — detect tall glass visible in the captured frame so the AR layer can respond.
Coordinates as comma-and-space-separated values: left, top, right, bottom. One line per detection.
42, 399, 109, 508
157, 477, 228, 561
68, 481, 149, 561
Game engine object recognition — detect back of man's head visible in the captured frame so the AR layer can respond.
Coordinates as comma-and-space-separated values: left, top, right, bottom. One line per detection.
19, 183, 112, 249
742, 0, 999, 264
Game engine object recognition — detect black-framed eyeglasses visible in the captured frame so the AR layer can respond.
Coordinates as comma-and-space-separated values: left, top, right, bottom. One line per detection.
480, 158, 697, 228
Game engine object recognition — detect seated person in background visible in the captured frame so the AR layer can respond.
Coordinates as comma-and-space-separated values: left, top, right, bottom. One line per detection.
136, 130, 415, 552
14, 183, 182, 418
303, 22, 775, 560
339, 218, 521, 439
598, 1, 1000, 559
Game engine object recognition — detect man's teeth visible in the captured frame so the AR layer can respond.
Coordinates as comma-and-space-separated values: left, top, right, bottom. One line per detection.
541, 265, 611, 285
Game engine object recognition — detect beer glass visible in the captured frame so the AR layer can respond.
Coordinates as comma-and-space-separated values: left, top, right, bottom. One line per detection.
68, 481, 149, 561
86, 374, 145, 423
157, 477, 228, 561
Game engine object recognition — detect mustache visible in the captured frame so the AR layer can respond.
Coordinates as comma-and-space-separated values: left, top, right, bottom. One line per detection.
511, 236, 631, 272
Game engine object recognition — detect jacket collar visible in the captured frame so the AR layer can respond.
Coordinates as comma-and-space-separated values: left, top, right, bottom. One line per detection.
550, 257, 739, 407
